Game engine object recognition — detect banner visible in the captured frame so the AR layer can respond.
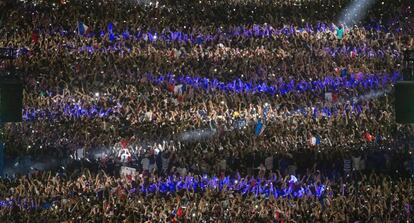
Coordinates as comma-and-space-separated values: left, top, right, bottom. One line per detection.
120, 166, 136, 176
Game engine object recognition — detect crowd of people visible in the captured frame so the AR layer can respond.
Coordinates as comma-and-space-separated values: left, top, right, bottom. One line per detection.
0, 0, 414, 222
1, 169, 414, 222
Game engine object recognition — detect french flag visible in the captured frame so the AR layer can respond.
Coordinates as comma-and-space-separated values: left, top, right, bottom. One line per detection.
309, 135, 321, 146
77, 21, 90, 36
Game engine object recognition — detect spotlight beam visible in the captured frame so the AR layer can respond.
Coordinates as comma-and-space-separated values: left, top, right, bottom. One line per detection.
338, 0, 377, 27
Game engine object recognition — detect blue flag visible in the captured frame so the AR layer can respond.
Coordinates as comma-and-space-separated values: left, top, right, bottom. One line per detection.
255, 118, 265, 136
122, 31, 130, 40
108, 22, 115, 42
255, 104, 270, 136
109, 33, 115, 42
77, 21, 90, 36
107, 22, 113, 33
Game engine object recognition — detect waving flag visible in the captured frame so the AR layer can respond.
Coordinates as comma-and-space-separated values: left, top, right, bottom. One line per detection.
255, 104, 270, 136
108, 22, 115, 42
107, 22, 113, 33
363, 132, 374, 142
173, 84, 183, 95
122, 31, 130, 40
263, 104, 270, 120
255, 118, 265, 136
309, 136, 321, 146
209, 119, 217, 132
77, 21, 90, 36
31, 30, 39, 44
120, 139, 129, 149
325, 92, 339, 103
289, 175, 298, 184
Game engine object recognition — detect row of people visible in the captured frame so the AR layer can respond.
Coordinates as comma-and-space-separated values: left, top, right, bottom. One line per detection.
1, 168, 413, 222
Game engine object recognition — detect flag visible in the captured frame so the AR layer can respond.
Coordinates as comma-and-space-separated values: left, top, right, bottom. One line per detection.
107, 22, 113, 33
309, 137, 317, 146
350, 50, 357, 58
341, 68, 348, 78
171, 32, 178, 41
108, 22, 115, 42
376, 134, 382, 144
363, 132, 374, 142
177, 95, 184, 103
196, 35, 203, 44
122, 31, 130, 40
255, 118, 265, 136
263, 105, 269, 121
309, 136, 321, 146
316, 136, 321, 145
167, 83, 175, 93
255, 104, 269, 136
289, 175, 298, 184
77, 21, 90, 36
332, 93, 338, 103
325, 92, 333, 102
209, 119, 217, 132
120, 139, 129, 149
31, 30, 39, 44
177, 207, 183, 219
118, 149, 132, 162
148, 32, 155, 42
109, 33, 115, 42
174, 84, 183, 95
325, 92, 338, 103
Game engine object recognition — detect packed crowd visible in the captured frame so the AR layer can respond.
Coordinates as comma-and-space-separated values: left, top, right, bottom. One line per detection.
0, 0, 414, 222
1, 169, 414, 222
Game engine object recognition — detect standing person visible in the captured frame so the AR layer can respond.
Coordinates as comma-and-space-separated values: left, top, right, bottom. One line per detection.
336, 24, 345, 41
